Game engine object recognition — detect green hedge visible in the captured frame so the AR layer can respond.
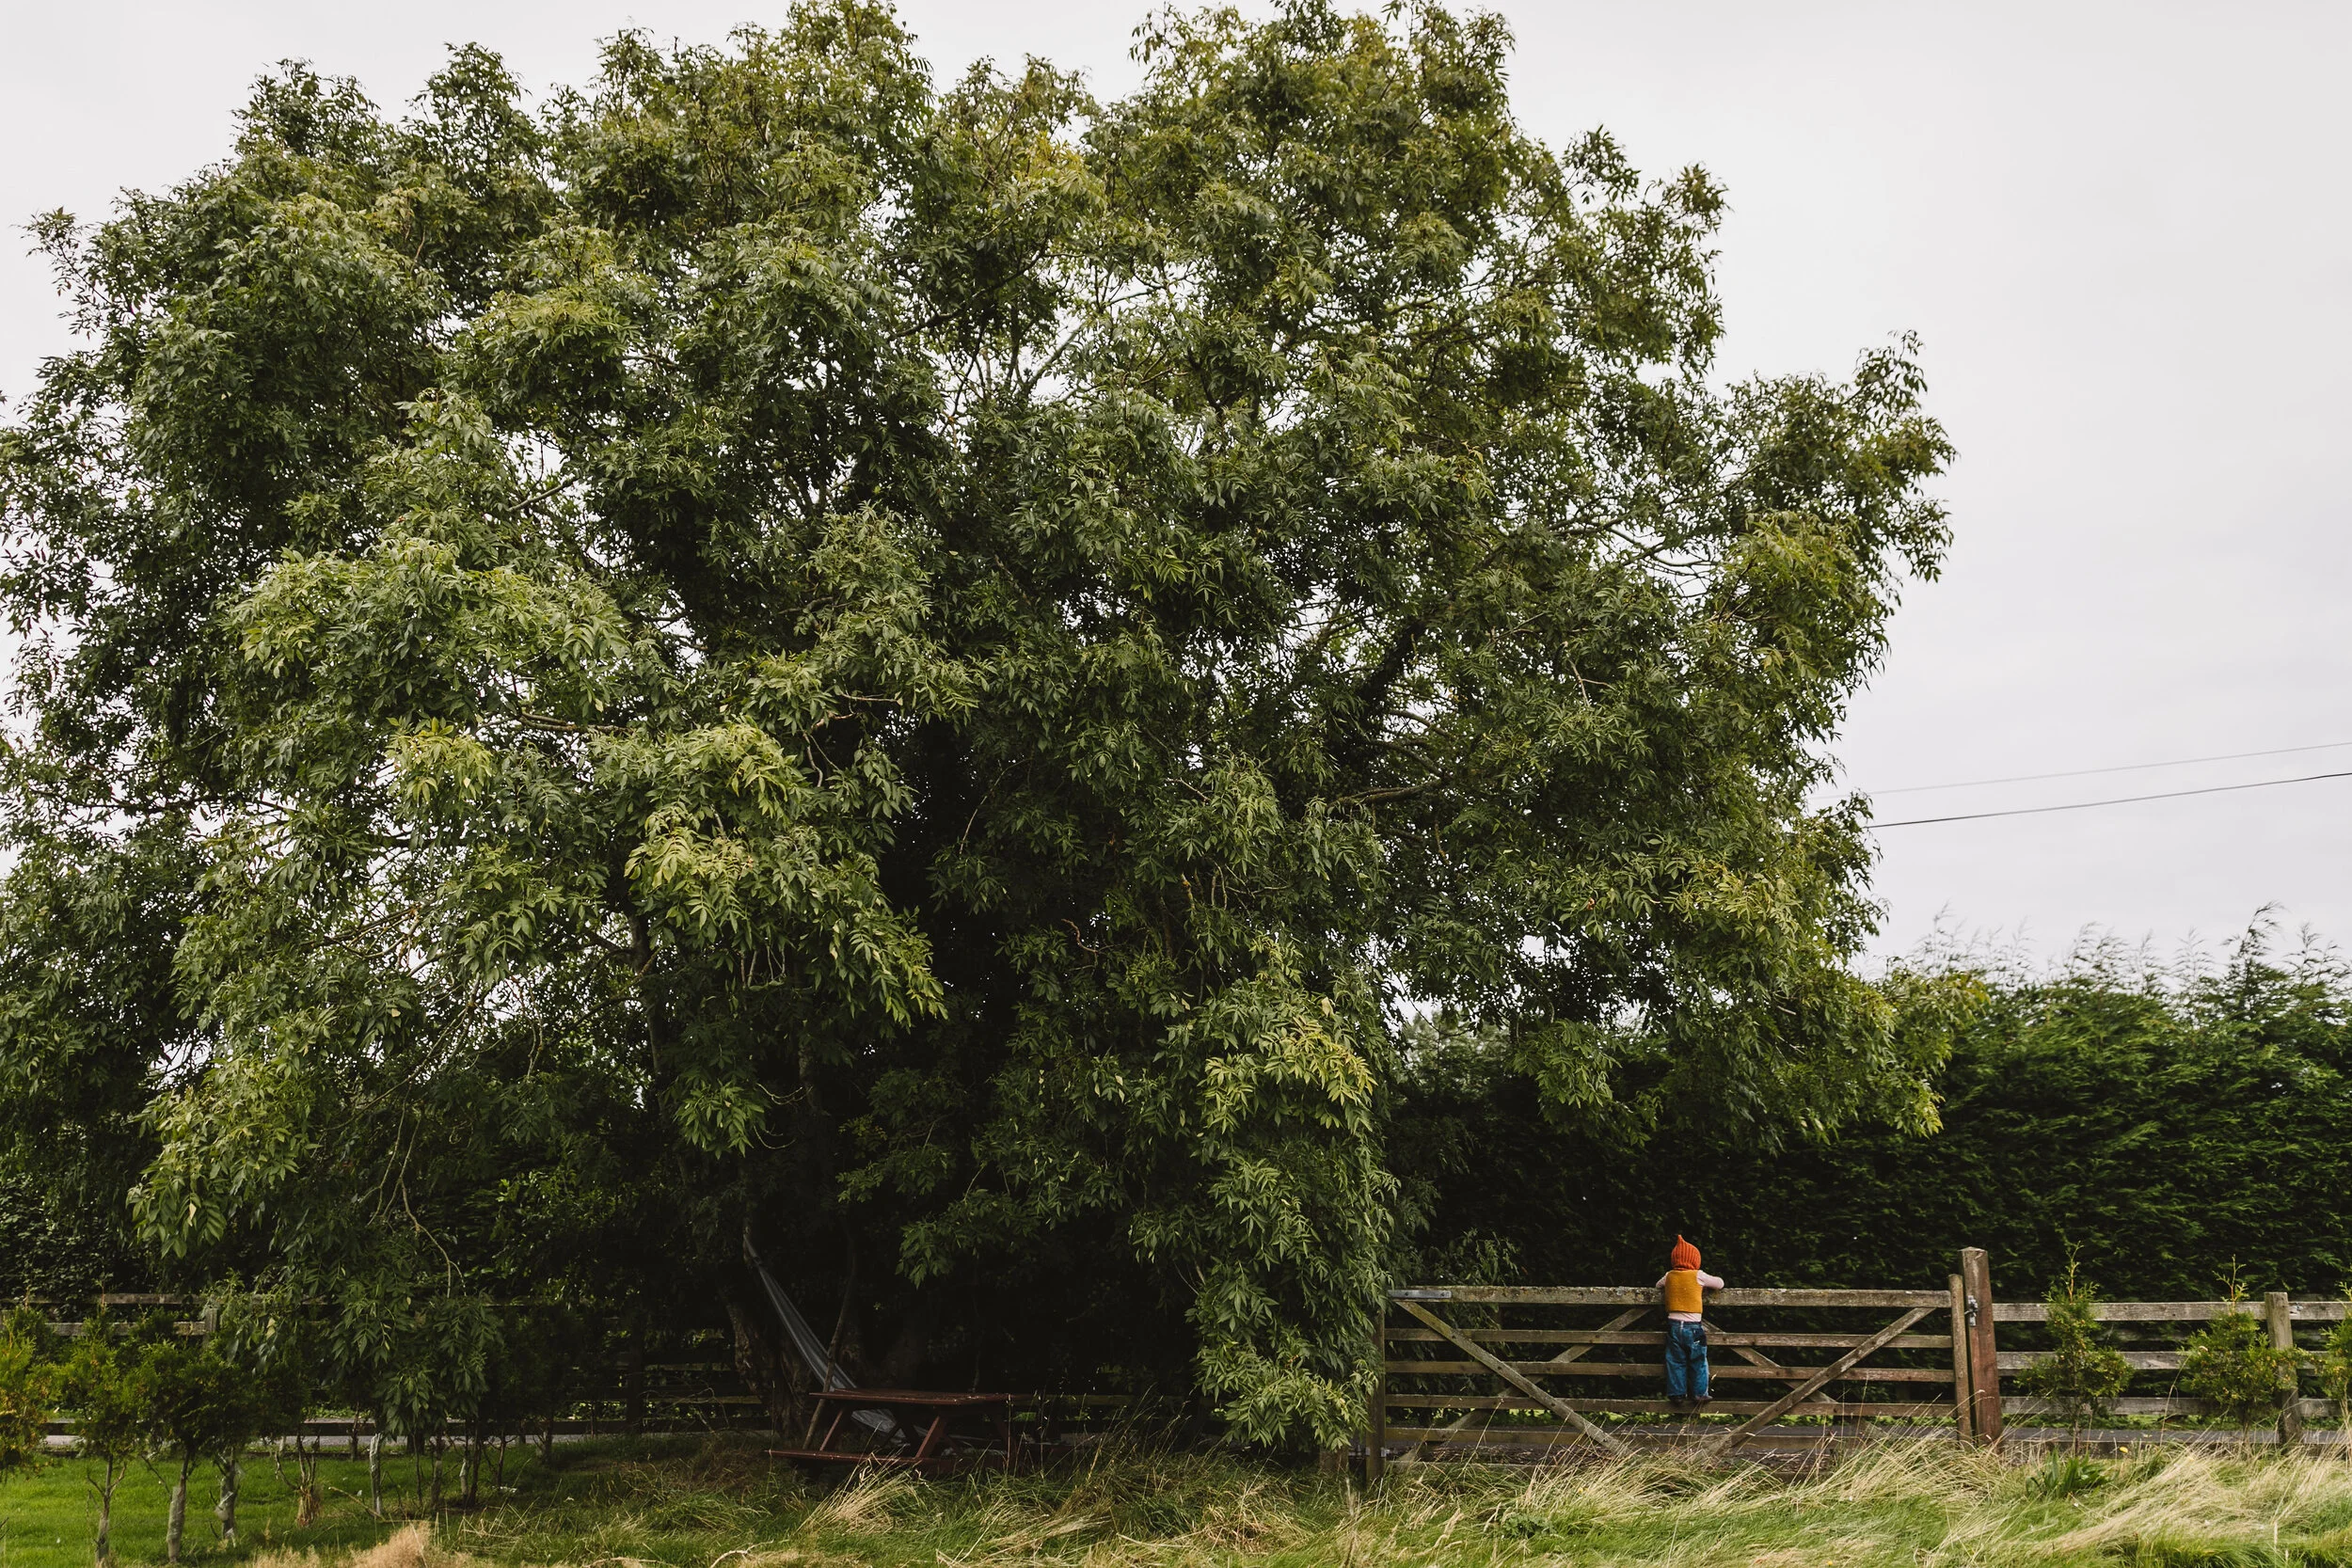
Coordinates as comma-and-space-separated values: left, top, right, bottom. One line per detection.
1393, 937, 2352, 1302
0, 1168, 148, 1300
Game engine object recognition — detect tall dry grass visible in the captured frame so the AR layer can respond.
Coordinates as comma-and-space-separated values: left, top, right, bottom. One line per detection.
246, 1523, 469, 1568
211, 1437, 2352, 1568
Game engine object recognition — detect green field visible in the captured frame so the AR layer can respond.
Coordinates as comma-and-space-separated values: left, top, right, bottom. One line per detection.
9, 1437, 2352, 1568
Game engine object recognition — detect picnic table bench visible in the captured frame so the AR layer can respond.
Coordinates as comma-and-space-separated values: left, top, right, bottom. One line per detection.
767, 1388, 1015, 1472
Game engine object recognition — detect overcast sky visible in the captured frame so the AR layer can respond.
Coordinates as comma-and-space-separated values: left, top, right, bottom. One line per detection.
4, 0, 2346, 968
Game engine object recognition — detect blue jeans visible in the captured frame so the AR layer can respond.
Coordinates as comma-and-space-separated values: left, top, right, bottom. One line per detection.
1664, 1320, 1709, 1400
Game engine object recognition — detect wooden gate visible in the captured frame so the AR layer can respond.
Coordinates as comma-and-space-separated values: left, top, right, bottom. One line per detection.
1369, 1266, 1984, 1472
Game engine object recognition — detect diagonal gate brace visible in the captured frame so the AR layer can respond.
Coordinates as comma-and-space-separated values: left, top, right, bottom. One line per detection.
1393, 1297, 1631, 1456
1701, 1307, 1932, 1458
1546, 1307, 1649, 1368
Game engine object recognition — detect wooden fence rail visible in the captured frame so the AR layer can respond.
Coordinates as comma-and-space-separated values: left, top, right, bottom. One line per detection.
30, 1271, 2342, 1467
29, 1303, 1155, 1449
1367, 1248, 2351, 1473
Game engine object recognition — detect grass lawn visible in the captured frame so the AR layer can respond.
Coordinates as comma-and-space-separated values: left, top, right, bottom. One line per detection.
9, 1435, 2352, 1567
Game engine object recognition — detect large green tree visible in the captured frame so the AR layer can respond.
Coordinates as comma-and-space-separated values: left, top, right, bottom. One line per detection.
0, 0, 1949, 1441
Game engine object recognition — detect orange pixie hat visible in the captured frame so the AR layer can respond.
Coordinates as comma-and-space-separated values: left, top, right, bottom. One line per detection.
1669, 1235, 1701, 1271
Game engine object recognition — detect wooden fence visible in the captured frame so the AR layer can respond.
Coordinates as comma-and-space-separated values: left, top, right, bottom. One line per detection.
40, 1269, 2350, 1465
1993, 1291, 2346, 1439
1368, 1248, 2352, 1471
31, 1299, 1150, 1448
32, 1307, 771, 1437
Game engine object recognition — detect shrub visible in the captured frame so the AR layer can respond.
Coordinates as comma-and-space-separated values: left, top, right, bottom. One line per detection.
57, 1309, 150, 1566
2018, 1257, 2132, 1440
0, 1300, 57, 1478
2179, 1280, 2305, 1436
214, 1287, 323, 1527
143, 1329, 271, 1561
2314, 1293, 2352, 1454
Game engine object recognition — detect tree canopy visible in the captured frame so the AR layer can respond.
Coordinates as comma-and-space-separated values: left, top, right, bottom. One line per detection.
0, 0, 1950, 1443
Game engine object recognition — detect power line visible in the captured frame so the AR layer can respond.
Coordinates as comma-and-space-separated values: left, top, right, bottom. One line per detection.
1870, 769, 2352, 829
1874, 738, 2352, 795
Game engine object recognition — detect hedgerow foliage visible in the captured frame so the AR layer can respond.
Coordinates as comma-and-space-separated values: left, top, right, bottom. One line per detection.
1395, 925, 2352, 1300
0, 2, 1950, 1442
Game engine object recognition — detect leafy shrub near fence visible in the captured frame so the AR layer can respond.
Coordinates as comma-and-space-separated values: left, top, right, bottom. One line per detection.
0, 1303, 53, 1477
2317, 1300, 2352, 1435
2179, 1289, 2306, 1435
2018, 1260, 2130, 1436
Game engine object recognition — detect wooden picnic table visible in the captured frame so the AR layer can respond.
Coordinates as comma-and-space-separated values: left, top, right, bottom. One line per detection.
767, 1389, 1015, 1472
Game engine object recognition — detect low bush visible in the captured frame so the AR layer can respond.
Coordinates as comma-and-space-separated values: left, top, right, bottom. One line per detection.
0, 1301, 55, 1478
2019, 1258, 2132, 1438
2179, 1280, 2305, 1436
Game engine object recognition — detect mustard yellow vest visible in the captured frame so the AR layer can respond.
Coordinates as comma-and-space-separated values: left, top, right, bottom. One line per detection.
1663, 1269, 1704, 1315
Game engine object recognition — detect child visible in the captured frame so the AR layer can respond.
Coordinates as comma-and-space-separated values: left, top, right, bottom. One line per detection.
1657, 1235, 1724, 1407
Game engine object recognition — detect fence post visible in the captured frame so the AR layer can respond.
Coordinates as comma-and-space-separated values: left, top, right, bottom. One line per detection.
1363, 1298, 1387, 1488
1947, 1273, 1973, 1443
622, 1336, 646, 1436
1961, 1247, 2001, 1444
2268, 1291, 2304, 1446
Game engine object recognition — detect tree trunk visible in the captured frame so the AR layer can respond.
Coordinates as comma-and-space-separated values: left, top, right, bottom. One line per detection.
215, 1455, 241, 1545
93, 1461, 119, 1567
368, 1432, 384, 1517
167, 1452, 192, 1562
880, 1303, 933, 1388
726, 1298, 807, 1438
622, 1335, 646, 1436
829, 1232, 862, 1376
296, 1432, 322, 1527
428, 1433, 445, 1513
